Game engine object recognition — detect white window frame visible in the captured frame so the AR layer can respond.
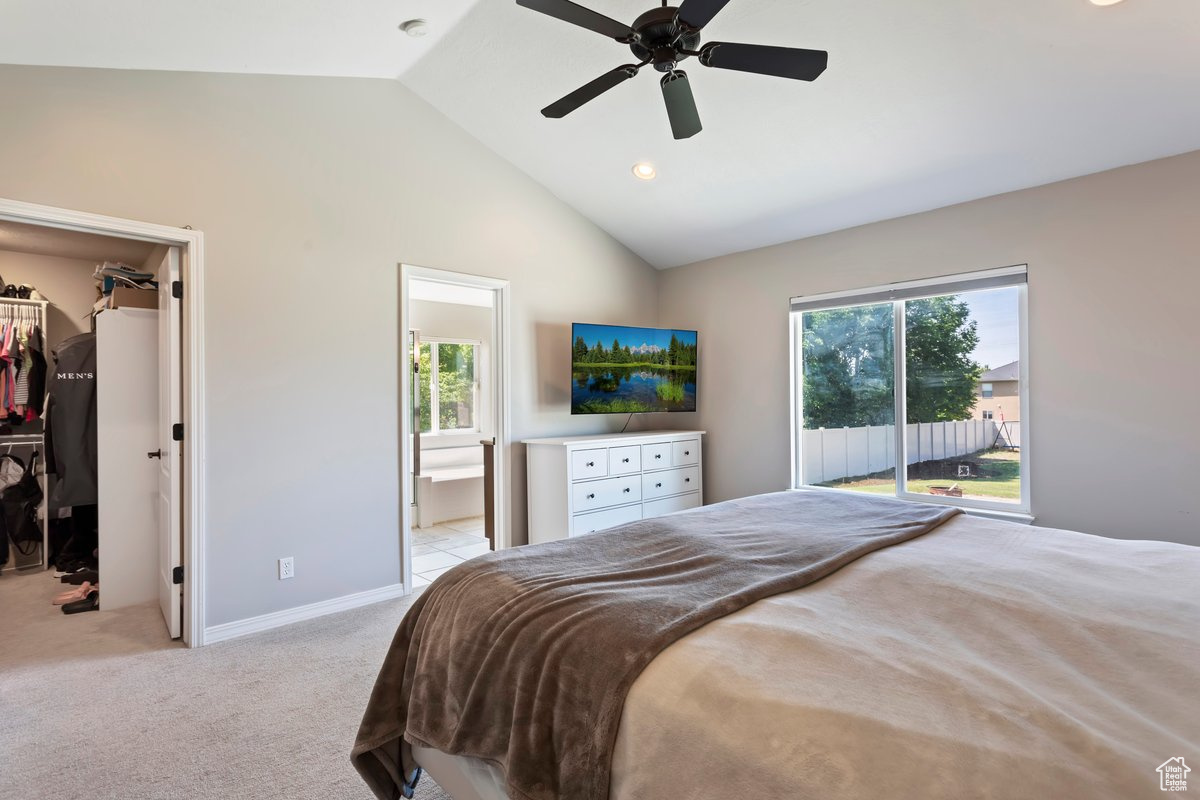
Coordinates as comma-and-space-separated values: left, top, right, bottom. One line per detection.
789, 265, 1031, 519
419, 337, 482, 436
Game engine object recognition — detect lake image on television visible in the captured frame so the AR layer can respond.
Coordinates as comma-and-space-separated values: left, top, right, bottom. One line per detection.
572, 323, 697, 414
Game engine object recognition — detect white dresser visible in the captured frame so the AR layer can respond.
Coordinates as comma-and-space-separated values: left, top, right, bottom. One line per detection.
523, 430, 705, 545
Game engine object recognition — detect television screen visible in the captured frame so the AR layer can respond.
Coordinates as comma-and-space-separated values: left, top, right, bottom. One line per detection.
571, 323, 698, 414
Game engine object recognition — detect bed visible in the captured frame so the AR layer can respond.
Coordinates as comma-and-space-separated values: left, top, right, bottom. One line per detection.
353, 490, 1200, 800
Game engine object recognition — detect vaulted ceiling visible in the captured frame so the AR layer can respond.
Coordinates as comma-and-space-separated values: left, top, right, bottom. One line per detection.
4, 0, 1199, 268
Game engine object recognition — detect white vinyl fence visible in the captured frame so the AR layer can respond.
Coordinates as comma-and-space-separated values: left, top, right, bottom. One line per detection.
802, 420, 1016, 484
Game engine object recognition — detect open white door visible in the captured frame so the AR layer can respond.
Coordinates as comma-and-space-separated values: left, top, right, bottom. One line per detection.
157, 248, 183, 638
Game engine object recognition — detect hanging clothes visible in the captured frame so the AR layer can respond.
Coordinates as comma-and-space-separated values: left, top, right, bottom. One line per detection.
14, 322, 31, 408
44, 332, 98, 509
26, 325, 47, 416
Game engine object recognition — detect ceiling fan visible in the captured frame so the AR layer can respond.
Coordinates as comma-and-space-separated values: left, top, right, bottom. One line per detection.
515, 0, 829, 139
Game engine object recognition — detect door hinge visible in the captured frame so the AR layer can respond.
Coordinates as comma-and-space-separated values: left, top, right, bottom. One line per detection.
172, 423, 184, 441
172, 565, 184, 585
171, 280, 183, 300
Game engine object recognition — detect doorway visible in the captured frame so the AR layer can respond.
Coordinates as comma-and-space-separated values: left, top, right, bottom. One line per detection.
0, 197, 205, 646
400, 265, 510, 592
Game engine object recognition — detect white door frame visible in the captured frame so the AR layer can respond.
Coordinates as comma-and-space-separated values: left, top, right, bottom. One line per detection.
400, 264, 511, 591
0, 196, 207, 647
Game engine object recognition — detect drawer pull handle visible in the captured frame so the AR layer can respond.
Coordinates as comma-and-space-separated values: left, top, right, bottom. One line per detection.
685, 478, 691, 483
622, 458, 630, 463
587, 493, 596, 499
655, 482, 663, 488
655, 454, 662, 459
623, 488, 631, 493
586, 461, 595, 467
684, 450, 690, 456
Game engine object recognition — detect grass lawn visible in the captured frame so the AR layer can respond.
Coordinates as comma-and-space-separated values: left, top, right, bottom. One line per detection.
820, 449, 1021, 502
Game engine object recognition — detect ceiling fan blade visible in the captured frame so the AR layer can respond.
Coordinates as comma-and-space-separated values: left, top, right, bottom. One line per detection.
660, 71, 702, 140
516, 0, 635, 40
700, 42, 828, 81
542, 65, 641, 119
675, 0, 734, 31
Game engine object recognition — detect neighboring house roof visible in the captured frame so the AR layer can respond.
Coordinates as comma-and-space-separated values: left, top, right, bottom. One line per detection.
981, 361, 1019, 382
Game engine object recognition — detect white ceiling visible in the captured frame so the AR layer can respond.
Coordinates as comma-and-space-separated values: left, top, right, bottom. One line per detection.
410, 278, 495, 308
0, 220, 158, 264
0, 0, 481, 78
4, 0, 1200, 268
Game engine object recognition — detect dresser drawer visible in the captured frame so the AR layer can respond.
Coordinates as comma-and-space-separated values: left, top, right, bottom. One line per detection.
570, 448, 608, 480
642, 442, 672, 470
609, 445, 642, 475
571, 503, 643, 537
642, 466, 699, 500
644, 492, 701, 518
572, 474, 642, 513
672, 439, 700, 466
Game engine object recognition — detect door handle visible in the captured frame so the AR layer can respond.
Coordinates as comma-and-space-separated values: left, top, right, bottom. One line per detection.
147, 449, 163, 459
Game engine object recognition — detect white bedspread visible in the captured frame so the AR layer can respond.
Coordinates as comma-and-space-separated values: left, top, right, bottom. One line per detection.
416, 513, 1200, 800
611, 514, 1199, 799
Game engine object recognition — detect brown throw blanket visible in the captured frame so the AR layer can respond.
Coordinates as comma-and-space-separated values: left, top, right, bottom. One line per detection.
352, 490, 960, 800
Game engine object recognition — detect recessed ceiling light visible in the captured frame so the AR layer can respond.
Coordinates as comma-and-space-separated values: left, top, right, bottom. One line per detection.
632, 163, 657, 181
399, 19, 430, 37
1089, 0, 1125, 5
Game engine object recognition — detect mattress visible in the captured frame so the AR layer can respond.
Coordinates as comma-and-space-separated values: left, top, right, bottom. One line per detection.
410, 512, 1200, 800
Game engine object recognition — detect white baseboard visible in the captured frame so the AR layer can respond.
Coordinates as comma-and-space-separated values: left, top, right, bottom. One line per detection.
203, 583, 409, 645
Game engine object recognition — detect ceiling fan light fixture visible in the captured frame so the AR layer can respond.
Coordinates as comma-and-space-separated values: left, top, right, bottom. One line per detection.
399, 19, 430, 37
516, 0, 829, 140
632, 162, 657, 180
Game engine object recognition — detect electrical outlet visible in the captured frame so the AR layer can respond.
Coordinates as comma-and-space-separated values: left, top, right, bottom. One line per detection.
278, 557, 295, 580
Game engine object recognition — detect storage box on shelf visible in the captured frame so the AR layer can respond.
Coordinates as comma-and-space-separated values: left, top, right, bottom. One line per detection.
523, 430, 704, 545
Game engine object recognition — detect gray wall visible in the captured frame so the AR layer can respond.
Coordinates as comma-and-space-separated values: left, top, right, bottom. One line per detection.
0, 250, 96, 351
658, 150, 1200, 546
0, 65, 658, 627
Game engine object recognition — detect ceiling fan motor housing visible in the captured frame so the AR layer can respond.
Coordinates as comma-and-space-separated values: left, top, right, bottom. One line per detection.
629, 6, 701, 72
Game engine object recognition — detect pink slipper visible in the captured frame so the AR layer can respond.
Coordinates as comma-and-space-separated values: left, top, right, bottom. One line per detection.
53, 581, 92, 605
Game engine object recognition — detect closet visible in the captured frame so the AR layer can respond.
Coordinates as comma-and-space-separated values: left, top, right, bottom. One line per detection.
0, 219, 170, 630
0, 297, 50, 570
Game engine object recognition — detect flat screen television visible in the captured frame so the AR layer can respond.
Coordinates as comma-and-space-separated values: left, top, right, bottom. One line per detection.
571, 323, 698, 414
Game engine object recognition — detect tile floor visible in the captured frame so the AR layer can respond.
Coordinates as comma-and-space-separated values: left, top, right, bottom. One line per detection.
411, 515, 490, 587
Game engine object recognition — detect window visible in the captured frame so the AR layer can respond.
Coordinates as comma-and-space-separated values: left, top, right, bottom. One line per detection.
418, 340, 480, 434
791, 266, 1028, 514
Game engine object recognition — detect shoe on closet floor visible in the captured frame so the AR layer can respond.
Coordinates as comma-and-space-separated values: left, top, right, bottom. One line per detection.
54, 561, 90, 577
61, 569, 99, 585
53, 582, 93, 605
62, 590, 99, 614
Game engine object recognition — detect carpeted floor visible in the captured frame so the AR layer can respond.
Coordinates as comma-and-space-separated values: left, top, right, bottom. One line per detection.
0, 568, 450, 800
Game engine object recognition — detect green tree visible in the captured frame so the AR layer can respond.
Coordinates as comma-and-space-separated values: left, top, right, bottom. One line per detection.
802, 305, 894, 428
904, 297, 981, 422
801, 297, 981, 428
436, 343, 476, 430
573, 335, 588, 364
